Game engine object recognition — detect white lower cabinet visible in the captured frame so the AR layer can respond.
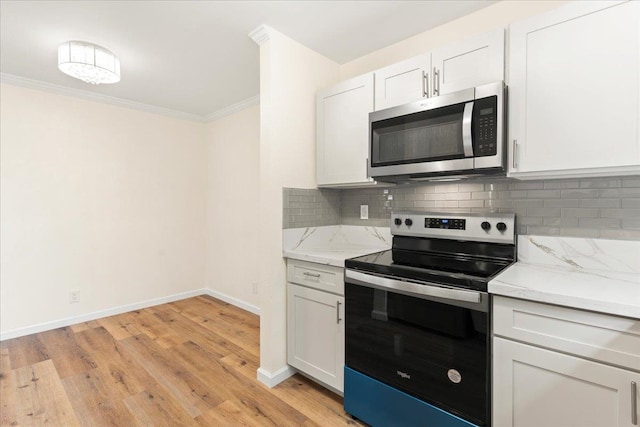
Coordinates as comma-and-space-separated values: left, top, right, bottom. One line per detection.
493, 337, 640, 427
493, 296, 640, 427
286, 259, 345, 392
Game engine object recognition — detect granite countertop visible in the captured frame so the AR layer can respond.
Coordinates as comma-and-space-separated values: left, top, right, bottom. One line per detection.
489, 236, 640, 319
283, 225, 391, 267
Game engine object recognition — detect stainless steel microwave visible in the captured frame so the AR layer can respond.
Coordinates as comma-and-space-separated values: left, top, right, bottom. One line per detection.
368, 81, 506, 182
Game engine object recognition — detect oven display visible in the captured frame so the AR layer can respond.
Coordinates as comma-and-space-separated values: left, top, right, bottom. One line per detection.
425, 217, 466, 230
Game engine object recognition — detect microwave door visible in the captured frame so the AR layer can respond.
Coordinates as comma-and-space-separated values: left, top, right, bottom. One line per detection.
369, 98, 475, 178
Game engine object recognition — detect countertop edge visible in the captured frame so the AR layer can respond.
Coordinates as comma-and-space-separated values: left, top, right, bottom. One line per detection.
489, 263, 640, 319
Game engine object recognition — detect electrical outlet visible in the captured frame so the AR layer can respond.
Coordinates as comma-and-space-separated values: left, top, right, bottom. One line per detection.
360, 205, 369, 220
252, 282, 258, 294
69, 290, 80, 304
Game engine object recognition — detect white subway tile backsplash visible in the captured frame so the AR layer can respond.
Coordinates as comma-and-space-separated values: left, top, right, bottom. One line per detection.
284, 175, 640, 240
543, 180, 579, 189
561, 208, 599, 218
544, 199, 579, 208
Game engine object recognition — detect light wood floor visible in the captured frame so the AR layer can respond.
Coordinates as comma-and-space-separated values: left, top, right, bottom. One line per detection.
0, 295, 362, 426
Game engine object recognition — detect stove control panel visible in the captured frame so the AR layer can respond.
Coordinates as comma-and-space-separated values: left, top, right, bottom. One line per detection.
391, 211, 516, 244
425, 217, 466, 230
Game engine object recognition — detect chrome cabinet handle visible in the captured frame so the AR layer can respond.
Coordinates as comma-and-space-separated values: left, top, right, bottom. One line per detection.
433, 67, 440, 96
303, 271, 321, 278
633, 381, 638, 425
336, 301, 342, 324
422, 70, 429, 98
512, 139, 518, 169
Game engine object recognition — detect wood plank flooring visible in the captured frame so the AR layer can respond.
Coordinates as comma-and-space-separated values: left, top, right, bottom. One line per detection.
0, 295, 362, 426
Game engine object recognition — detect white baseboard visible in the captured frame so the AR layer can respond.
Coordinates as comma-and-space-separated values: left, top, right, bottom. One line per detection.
0, 288, 208, 341
257, 365, 297, 388
203, 289, 260, 316
0, 287, 260, 341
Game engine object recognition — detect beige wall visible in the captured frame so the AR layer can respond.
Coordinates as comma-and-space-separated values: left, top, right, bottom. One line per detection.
205, 105, 260, 310
256, 27, 340, 377
340, 0, 568, 79
0, 83, 207, 336
0, 0, 572, 358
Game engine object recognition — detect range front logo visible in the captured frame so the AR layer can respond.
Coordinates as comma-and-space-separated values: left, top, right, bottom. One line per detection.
396, 370, 411, 380
447, 369, 462, 384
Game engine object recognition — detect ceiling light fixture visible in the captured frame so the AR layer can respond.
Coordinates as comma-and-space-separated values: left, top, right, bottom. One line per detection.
57, 41, 120, 85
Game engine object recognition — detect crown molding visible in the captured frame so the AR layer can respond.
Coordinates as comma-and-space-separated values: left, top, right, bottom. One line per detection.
203, 95, 260, 122
249, 25, 272, 45
0, 73, 204, 122
1, 73, 260, 123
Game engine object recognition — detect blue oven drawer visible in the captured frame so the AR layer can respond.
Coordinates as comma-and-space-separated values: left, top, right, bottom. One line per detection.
344, 367, 478, 427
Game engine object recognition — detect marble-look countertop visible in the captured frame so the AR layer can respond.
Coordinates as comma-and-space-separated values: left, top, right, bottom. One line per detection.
283, 225, 391, 267
489, 236, 640, 319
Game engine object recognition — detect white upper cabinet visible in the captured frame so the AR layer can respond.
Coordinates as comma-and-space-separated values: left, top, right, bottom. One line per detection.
374, 54, 430, 111
373, 28, 504, 111
316, 73, 375, 187
431, 28, 504, 96
508, 0, 640, 179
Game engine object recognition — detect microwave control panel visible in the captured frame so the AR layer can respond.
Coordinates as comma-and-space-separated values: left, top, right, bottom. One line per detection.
473, 96, 498, 157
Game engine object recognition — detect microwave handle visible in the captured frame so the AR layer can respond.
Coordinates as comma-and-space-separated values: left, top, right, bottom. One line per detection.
462, 101, 474, 157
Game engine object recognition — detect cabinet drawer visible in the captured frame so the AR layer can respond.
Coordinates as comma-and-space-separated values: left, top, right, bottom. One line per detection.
287, 259, 344, 295
493, 296, 640, 372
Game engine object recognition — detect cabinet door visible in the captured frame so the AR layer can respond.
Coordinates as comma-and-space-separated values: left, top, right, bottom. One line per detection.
509, 1, 640, 179
493, 337, 640, 427
374, 54, 430, 110
317, 73, 374, 187
432, 28, 504, 96
287, 283, 345, 392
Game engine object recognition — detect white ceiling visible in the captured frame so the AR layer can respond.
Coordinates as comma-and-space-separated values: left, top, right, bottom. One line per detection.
0, 1, 495, 119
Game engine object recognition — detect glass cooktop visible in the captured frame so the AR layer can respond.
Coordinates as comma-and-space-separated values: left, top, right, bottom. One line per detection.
345, 236, 516, 292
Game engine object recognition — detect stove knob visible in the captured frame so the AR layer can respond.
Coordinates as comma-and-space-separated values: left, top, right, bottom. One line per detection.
394, 218, 402, 226
496, 222, 507, 232
481, 221, 491, 231
405, 218, 413, 227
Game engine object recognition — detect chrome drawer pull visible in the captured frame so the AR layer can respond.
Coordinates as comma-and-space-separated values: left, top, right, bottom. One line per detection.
303, 271, 321, 278
336, 301, 342, 324
633, 381, 638, 425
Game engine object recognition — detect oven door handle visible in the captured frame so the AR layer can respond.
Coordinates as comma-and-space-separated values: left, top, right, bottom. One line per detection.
346, 270, 482, 304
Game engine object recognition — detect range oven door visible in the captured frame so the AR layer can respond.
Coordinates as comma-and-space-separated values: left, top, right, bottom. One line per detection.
345, 269, 490, 426
368, 81, 505, 180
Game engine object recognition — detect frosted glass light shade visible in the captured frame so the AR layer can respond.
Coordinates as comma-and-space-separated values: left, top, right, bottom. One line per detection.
58, 41, 120, 84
